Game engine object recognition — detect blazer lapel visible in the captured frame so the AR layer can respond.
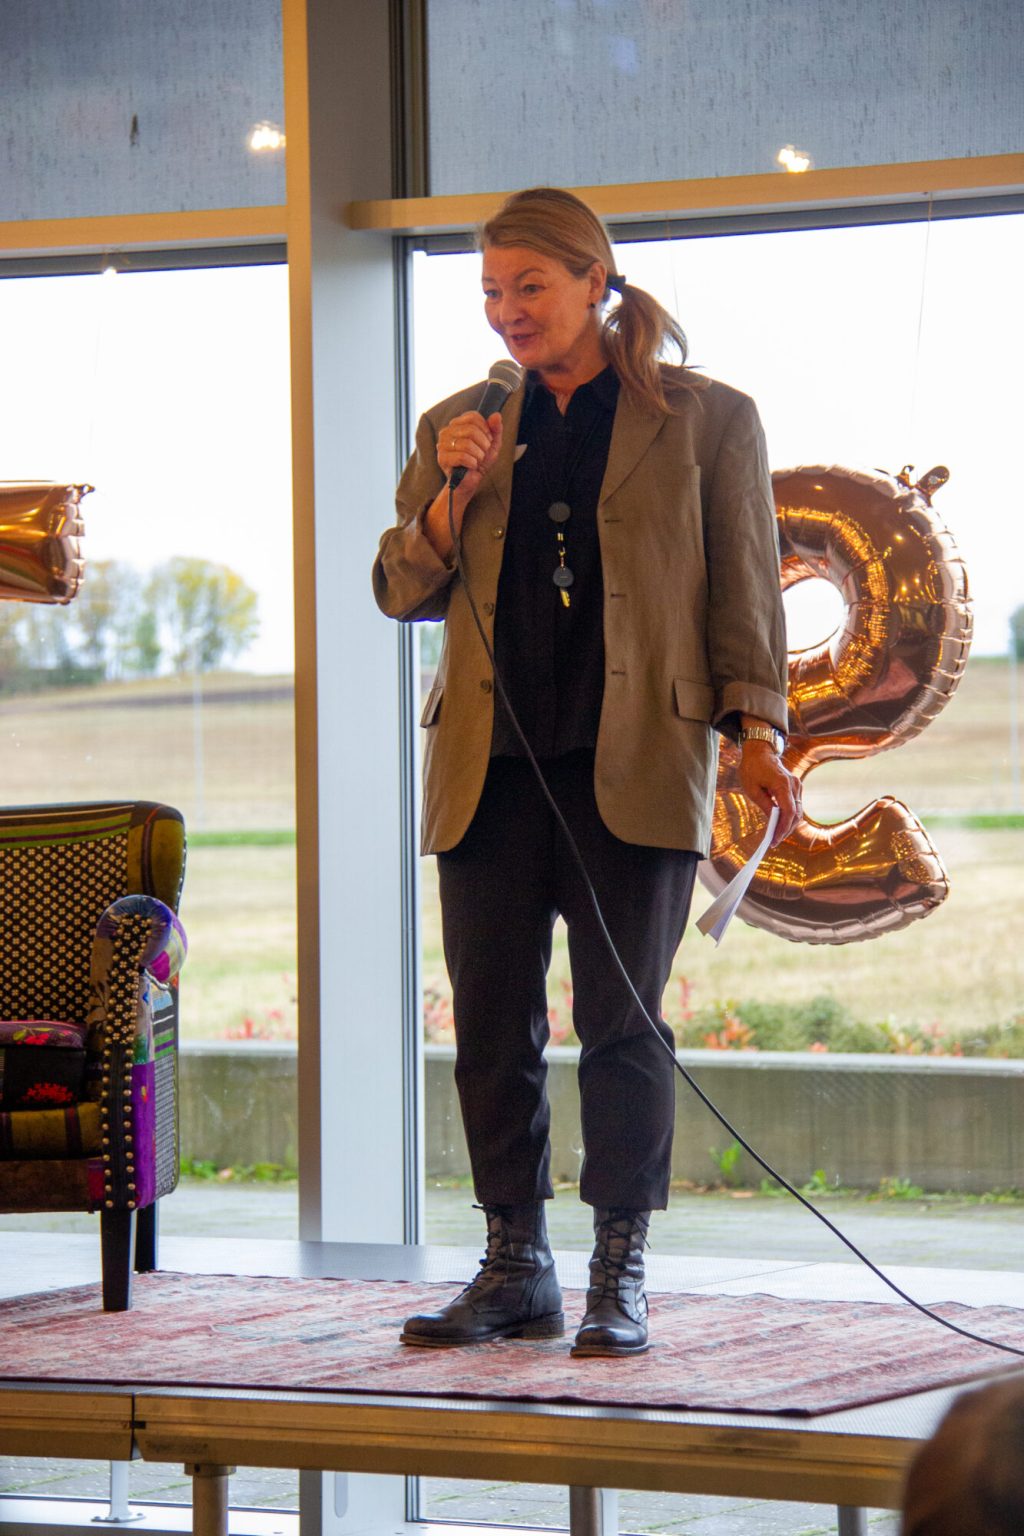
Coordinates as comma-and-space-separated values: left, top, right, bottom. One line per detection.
486, 375, 665, 511
599, 391, 667, 506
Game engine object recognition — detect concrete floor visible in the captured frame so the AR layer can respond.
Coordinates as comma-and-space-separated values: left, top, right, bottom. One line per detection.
0, 1466, 898, 1535
3, 1180, 1020, 1533
5, 1176, 1018, 1270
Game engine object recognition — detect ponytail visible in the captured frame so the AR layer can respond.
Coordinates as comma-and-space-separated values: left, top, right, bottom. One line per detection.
601, 280, 690, 415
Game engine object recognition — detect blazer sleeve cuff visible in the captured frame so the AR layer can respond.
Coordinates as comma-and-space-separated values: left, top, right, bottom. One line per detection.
392, 511, 453, 578
372, 519, 455, 620
713, 681, 790, 741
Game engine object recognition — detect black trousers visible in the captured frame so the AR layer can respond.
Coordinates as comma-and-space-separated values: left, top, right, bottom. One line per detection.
437, 751, 698, 1212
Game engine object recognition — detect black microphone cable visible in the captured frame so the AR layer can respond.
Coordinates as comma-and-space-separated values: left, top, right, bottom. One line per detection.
443, 476, 1024, 1362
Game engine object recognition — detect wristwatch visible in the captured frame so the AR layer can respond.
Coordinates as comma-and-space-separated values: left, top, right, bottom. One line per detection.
738, 724, 785, 755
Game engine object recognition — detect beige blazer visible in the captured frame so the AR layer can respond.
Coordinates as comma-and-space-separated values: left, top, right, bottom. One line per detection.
373, 368, 788, 857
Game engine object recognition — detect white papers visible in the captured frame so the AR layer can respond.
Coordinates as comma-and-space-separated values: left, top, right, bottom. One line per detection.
696, 806, 779, 946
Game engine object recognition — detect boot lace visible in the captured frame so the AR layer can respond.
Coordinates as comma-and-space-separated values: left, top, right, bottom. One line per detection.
589, 1209, 650, 1299
460, 1204, 518, 1294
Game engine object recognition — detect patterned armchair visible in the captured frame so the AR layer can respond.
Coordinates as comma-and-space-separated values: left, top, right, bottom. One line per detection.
0, 801, 186, 1310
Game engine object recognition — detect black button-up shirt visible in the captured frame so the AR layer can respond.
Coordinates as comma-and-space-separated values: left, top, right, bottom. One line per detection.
490, 366, 619, 759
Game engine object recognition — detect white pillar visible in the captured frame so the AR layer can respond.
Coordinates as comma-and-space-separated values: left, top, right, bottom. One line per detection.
284, 2, 418, 1530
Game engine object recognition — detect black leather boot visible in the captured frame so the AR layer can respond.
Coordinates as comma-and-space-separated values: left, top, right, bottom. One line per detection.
400, 1203, 564, 1347
571, 1208, 651, 1357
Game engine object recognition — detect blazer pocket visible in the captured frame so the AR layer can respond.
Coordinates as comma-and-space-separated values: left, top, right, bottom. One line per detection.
420, 684, 444, 727
673, 677, 714, 723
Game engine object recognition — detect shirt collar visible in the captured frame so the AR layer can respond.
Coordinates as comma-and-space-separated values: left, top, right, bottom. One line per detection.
523, 365, 620, 415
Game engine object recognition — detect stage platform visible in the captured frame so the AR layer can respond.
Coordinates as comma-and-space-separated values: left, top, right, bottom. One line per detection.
1, 1233, 1020, 1536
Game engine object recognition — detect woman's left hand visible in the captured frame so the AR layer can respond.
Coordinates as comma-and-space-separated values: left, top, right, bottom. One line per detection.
738, 743, 803, 845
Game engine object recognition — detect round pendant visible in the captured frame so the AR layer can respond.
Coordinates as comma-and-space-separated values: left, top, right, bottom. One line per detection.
553, 566, 575, 590
547, 500, 571, 524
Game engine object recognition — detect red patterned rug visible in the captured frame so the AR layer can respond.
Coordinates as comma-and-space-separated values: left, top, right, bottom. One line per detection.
2, 1273, 1022, 1417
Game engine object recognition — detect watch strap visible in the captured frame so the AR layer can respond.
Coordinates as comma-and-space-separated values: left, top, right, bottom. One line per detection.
738, 724, 785, 754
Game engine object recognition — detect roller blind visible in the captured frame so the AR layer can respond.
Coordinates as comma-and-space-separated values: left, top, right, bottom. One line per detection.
0, 0, 284, 221
425, 0, 1023, 195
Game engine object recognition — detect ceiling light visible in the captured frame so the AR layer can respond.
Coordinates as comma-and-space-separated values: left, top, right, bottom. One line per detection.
777, 145, 812, 174
249, 122, 286, 153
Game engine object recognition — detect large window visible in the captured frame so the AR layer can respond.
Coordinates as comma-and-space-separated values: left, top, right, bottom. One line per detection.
408, 200, 1023, 1536
0, 261, 298, 1514
412, 210, 1024, 1245
0, 262, 297, 1205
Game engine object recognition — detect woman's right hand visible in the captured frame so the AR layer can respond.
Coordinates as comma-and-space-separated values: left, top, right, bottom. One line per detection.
423, 410, 503, 561
437, 409, 503, 489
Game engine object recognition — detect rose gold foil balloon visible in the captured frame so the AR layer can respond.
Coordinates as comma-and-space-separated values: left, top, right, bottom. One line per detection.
700, 464, 972, 944
0, 482, 89, 604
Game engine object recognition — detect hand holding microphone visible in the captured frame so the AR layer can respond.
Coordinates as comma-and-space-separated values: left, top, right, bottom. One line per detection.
437, 360, 523, 491
426, 361, 522, 562
437, 409, 505, 494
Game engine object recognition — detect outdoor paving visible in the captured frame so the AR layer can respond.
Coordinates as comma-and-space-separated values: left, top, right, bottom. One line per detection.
6, 1177, 1020, 1269
2, 1181, 1020, 1532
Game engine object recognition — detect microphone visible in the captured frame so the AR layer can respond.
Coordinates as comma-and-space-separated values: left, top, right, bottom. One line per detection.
449, 360, 523, 488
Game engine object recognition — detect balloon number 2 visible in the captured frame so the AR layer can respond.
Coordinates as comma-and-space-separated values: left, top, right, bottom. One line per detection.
701, 464, 973, 944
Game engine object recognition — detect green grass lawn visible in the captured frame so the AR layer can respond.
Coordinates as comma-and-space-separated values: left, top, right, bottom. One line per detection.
178, 844, 297, 1040
2, 662, 1021, 1046
420, 654, 1024, 1048
421, 824, 1024, 1046
2, 670, 295, 832
799, 654, 1021, 820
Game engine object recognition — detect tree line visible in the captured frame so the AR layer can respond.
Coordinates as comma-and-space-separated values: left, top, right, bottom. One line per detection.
0, 557, 259, 694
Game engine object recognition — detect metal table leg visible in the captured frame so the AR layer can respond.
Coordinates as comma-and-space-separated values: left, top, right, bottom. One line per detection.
837, 1507, 868, 1536
92, 1461, 143, 1525
186, 1463, 234, 1536
569, 1487, 618, 1536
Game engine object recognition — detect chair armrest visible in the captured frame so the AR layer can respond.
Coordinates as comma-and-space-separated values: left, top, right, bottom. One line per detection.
96, 895, 188, 985
89, 896, 186, 1061
88, 896, 188, 1211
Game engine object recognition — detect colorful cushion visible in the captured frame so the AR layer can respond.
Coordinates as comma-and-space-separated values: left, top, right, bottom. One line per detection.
0, 1020, 87, 1111
0, 1101, 101, 1158
0, 1155, 105, 1210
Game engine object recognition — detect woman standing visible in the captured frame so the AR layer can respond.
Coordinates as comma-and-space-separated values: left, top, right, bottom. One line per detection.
373, 187, 799, 1356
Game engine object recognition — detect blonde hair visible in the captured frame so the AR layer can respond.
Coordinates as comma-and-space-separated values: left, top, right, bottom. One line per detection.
478, 187, 692, 415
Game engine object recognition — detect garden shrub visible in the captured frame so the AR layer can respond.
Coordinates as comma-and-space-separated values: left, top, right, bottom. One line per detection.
670, 997, 1024, 1057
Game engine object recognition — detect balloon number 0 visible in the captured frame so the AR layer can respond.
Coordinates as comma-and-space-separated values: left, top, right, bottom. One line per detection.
701, 464, 973, 944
